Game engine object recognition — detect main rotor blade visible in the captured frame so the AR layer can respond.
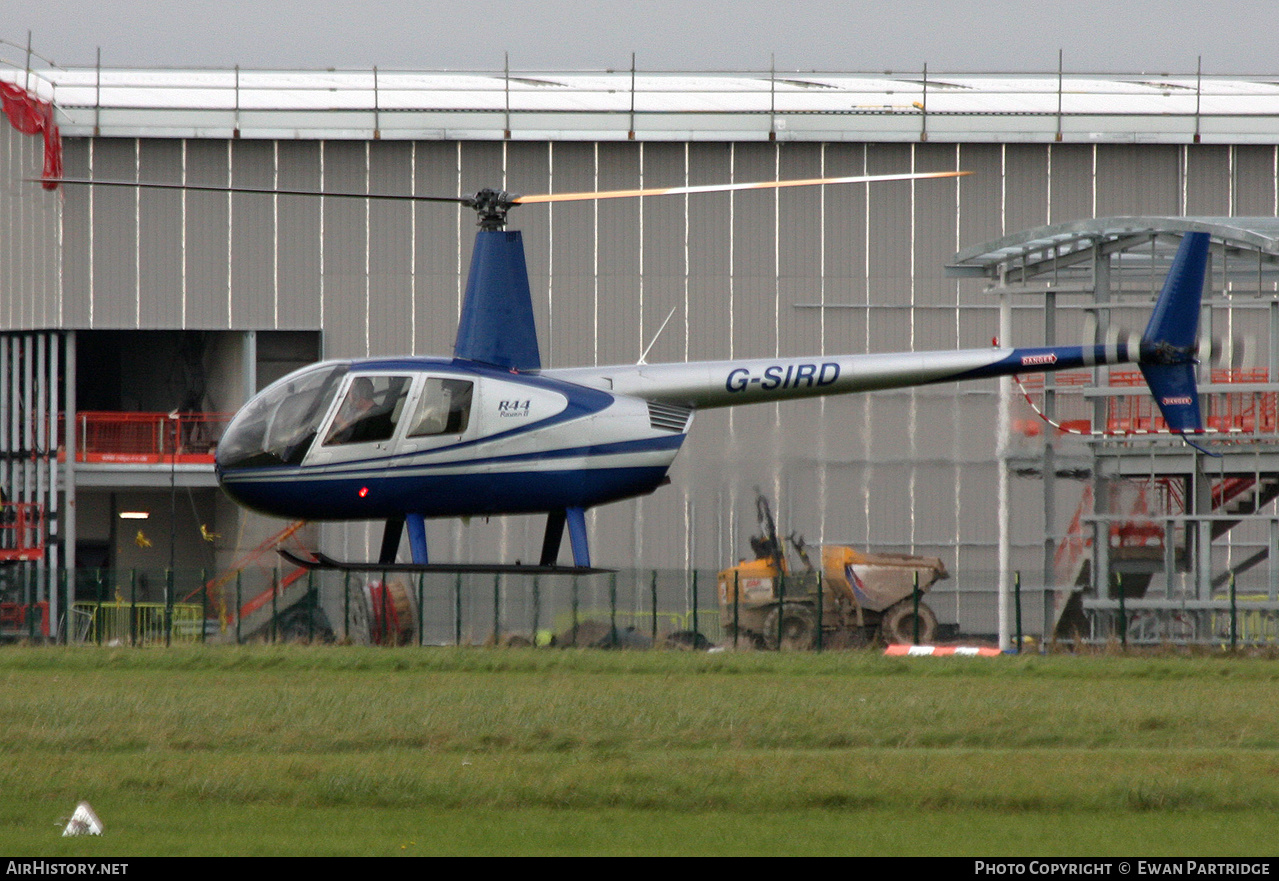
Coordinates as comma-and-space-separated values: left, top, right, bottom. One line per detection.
40, 178, 467, 205
38, 169, 971, 217
513, 170, 971, 205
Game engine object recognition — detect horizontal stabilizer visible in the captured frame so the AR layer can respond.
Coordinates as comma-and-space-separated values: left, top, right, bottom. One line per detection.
1139, 361, 1201, 433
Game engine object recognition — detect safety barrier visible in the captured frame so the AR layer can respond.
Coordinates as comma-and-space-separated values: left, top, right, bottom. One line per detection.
57, 412, 233, 464
352, 569, 723, 648
1083, 598, 1279, 647
10, 564, 1279, 649
71, 601, 206, 646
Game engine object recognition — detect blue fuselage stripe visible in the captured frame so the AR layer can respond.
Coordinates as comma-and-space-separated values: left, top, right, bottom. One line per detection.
945, 345, 1122, 383
224, 465, 672, 520
222, 433, 686, 482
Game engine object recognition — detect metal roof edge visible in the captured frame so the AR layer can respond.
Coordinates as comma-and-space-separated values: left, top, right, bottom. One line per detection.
948, 217, 1279, 277
10, 66, 1279, 145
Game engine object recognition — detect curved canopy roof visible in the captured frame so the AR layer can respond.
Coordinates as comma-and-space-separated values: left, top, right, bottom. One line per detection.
947, 217, 1279, 284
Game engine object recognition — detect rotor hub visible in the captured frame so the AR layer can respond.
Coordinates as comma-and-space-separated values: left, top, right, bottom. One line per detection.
464, 188, 520, 231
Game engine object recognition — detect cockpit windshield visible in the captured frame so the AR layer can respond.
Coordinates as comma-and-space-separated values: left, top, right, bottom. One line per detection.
216, 363, 349, 470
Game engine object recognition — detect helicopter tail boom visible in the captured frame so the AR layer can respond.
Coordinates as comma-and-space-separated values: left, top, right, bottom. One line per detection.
546, 231, 1210, 435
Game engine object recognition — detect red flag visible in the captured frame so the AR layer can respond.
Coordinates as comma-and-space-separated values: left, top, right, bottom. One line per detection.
0, 81, 63, 188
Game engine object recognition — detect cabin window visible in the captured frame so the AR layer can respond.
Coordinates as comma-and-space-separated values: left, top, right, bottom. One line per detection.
408, 378, 473, 437
323, 375, 412, 445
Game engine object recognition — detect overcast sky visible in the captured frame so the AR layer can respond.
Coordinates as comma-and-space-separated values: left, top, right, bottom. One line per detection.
4, 0, 1275, 76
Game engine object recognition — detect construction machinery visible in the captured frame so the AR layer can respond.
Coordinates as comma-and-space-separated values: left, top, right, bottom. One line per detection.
718, 493, 948, 649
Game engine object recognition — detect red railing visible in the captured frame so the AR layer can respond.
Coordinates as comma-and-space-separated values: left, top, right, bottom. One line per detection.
0, 503, 43, 562
58, 412, 233, 464
1205, 369, 1277, 434
1016, 369, 1278, 437
1107, 368, 1276, 435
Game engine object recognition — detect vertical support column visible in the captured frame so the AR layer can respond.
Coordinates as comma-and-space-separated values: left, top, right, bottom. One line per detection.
2, 336, 11, 509
21, 335, 31, 498
1269, 301, 1278, 386
47, 333, 60, 633
1092, 250, 1111, 599
236, 329, 258, 589
242, 329, 257, 403
1193, 451, 1212, 601
34, 334, 48, 620
997, 285, 1011, 651
64, 331, 77, 623
1042, 290, 1058, 641
1042, 290, 1057, 589
1270, 304, 1279, 599
0, 336, 8, 511
22, 335, 34, 603
1270, 518, 1278, 602
1094, 455, 1113, 602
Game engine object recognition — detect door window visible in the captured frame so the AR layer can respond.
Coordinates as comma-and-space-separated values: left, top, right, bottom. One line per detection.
323, 375, 412, 446
407, 378, 473, 437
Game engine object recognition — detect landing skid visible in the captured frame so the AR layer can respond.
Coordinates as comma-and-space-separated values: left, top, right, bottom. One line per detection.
278, 548, 613, 575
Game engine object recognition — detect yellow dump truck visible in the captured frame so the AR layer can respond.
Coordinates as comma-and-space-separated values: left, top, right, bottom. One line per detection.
718, 494, 948, 649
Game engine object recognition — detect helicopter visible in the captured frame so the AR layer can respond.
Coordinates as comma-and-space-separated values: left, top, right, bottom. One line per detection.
52, 173, 1210, 573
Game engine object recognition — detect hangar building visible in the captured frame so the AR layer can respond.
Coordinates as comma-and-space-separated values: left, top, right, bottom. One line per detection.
3, 57, 1279, 640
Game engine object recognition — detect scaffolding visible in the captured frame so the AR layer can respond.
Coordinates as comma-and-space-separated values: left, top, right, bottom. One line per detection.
0, 332, 63, 639
949, 218, 1279, 645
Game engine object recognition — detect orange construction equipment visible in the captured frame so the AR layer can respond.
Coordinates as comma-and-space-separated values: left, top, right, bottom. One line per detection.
0, 503, 44, 563
718, 493, 948, 649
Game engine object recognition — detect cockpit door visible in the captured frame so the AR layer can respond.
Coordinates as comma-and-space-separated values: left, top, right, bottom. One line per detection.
303, 373, 413, 470
395, 375, 478, 455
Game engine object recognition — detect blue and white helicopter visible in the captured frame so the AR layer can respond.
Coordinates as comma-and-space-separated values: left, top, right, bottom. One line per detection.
204, 177, 1210, 574
65, 172, 1209, 573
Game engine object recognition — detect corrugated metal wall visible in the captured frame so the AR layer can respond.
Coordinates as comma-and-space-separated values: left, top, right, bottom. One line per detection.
34, 136, 1279, 579
0, 118, 61, 328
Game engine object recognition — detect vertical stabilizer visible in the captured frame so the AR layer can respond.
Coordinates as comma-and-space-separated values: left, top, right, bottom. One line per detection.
454, 229, 542, 371
1139, 231, 1210, 433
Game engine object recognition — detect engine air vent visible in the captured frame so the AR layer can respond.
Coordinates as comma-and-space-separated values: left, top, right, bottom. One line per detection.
647, 401, 692, 433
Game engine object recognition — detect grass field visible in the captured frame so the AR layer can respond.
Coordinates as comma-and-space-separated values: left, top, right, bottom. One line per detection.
3, 645, 1279, 856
